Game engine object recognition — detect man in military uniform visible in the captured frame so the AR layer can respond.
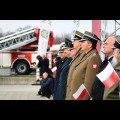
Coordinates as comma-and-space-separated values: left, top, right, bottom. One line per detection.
66, 30, 84, 100
66, 31, 102, 100
103, 35, 120, 100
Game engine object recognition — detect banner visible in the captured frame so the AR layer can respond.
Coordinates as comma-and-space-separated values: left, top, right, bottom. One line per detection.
38, 20, 51, 56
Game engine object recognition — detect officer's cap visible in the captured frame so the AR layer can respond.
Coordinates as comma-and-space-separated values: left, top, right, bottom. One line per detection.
62, 38, 74, 50
71, 30, 83, 41
112, 35, 120, 49
80, 31, 100, 45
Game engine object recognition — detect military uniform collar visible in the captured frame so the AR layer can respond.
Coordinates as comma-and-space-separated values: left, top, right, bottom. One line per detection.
75, 48, 81, 56
75, 49, 98, 68
84, 49, 97, 57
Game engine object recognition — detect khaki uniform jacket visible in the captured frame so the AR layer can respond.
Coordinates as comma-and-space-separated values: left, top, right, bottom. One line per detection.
65, 49, 84, 99
103, 62, 120, 100
66, 49, 102, 100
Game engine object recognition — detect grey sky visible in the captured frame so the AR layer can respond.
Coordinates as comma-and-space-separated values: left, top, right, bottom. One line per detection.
0, 20, 120, 36
0, 20, 92, 36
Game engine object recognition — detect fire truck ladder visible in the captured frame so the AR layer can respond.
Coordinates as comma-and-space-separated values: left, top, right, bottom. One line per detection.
0, 27, 38, 52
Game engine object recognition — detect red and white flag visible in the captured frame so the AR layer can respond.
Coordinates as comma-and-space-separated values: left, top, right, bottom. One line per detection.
73, 84, 88, 100
96, 62, 119, 88
51, 66, 57, 75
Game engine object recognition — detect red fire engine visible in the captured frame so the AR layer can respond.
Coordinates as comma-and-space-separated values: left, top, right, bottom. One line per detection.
0, 27, 54, 75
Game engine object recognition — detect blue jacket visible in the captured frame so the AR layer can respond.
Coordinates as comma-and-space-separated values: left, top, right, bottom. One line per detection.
41, 77, 54, 93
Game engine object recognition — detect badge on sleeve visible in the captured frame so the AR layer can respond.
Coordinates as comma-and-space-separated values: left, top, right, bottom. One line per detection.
92, 64, 98, 69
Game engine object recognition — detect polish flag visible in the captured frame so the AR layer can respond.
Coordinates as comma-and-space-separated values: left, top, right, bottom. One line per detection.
96, 62, 119, 88
73, 84, 88, 100
51, 66, 57, 75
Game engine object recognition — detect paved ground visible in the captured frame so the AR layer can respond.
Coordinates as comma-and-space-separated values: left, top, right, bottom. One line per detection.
0, 85, 53, 100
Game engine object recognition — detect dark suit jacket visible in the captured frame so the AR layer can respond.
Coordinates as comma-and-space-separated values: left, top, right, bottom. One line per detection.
91, 57, 113, 100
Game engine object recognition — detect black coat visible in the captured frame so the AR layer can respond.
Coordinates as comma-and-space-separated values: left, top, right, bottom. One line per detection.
40, 58, 52, 76
54, 57, 72, 100
53, 57, 68, 100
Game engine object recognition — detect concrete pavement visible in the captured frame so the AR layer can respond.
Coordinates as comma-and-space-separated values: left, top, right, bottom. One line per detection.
0, 85, 53, 100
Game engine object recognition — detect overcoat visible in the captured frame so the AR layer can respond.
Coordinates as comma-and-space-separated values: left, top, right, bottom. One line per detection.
66, 49, 102, 100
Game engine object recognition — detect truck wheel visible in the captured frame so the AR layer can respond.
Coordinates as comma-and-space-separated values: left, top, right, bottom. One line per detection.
15, 61, 30, 75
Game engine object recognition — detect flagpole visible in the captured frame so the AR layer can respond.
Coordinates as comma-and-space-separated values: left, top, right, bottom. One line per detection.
86, 89, 92, 100
103, 20, 108, 40
36, 20, 51, 82
100, 20, 108, 62
84, 84, 92, 100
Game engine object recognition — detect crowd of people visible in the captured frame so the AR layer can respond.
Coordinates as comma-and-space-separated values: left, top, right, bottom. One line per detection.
36, 30, 120, 100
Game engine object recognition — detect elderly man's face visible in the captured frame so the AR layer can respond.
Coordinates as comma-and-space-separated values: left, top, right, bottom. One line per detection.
64, 48, 71, 57
81, 40, 92, 52
103, 36, 115, 57
111, 49, 120, 67
72, 40, 82, 50
43, 72, 48, 79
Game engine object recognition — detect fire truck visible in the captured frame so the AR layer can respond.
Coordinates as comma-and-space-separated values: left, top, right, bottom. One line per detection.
0, 27, 54, 75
